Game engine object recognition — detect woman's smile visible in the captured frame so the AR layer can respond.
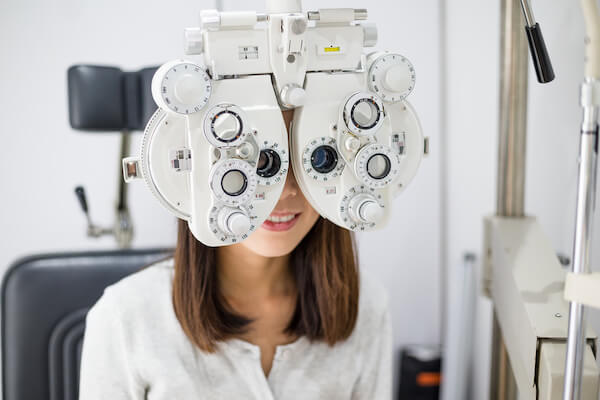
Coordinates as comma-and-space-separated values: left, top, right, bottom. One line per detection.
261, 212, 301, 232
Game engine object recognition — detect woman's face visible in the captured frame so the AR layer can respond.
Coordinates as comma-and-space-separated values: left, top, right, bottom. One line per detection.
238, 110, 321, 258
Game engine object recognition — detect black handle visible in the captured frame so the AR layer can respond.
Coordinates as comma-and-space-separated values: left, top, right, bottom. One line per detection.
525, 23, 555, 84
74, 186, 89, 214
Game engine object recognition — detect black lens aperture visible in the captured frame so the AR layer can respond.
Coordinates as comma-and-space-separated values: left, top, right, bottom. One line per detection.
311, 145, 338, 174
257, 149, 282, 178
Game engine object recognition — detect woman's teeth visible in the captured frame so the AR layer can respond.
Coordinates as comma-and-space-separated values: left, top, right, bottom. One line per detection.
267, 214, 296, 223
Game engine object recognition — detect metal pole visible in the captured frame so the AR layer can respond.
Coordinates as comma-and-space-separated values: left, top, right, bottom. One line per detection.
563, 1, 600, 398
496, 0, 529, 218
491, 0, 529, 398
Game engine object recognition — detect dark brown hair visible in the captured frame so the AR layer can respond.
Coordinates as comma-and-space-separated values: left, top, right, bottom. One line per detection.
172, 217, 359, 352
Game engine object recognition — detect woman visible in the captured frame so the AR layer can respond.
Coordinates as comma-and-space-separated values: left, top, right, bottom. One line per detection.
79, 109, 392, 400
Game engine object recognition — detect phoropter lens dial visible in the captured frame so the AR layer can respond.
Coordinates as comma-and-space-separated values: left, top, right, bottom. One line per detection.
354, 143, 401, 189
256, 141, 289, 186
204, 104, 250, 148
151, 60, 211, 115
257, 149, 281, 178
343, 92, 385, 136
302, 137, 345, 182
209, 159, 257, 206
311, 145, 338, 174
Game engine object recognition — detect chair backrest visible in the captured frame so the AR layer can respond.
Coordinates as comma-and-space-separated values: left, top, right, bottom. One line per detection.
1, 248, 173, 400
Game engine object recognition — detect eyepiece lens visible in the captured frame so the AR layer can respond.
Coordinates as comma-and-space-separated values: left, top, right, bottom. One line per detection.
351, 99, 380, 129
311, 145, 338, 174
257, 149, 281, 178
221, 169, 248, 196
367, 154, 391, 180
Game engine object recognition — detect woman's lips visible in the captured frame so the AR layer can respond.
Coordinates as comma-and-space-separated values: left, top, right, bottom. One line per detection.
261, 213, 301, 232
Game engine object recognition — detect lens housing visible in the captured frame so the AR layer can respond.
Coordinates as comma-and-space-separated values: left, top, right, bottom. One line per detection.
367, 154, 392, 180
311, 145, 338, 174
221, 169, 248, 196
257, 149, 282, 178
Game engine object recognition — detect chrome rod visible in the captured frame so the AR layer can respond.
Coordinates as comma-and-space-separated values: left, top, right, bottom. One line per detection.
563, 85, 599, 400
563, 0, 600, 397
491, 0, 529, 398
496, 0, 529, 218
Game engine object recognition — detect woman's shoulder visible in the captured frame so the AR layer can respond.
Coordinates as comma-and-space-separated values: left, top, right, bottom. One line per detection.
87, 257, 175, 322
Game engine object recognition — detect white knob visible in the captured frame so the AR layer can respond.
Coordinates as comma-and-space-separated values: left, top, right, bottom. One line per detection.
349, 194, 384, 224
361, 23, 378, 47
359, 200, 384, 224
280, 84, 306, 108
200, 9, 221, 30
174, 73, 206, 105
218, 208, 251, 236
184, 28, 203, 55
383, 65, 411, 93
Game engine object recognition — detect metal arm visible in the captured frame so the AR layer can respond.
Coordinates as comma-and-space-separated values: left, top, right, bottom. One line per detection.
563, 0, 600, 399
519, 0, 555, 83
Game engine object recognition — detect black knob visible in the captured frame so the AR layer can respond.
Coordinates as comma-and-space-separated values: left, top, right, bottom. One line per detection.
74, 186, 89, 214
525, 23, 555, 84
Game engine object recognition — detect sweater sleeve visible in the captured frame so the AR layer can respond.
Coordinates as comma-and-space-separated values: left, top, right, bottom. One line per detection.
79, 288, 146, 400
351, 295, 393, 400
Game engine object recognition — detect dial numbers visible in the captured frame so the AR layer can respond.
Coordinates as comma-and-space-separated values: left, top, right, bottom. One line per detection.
368, 53, 416, 103
158, 62, 211, 114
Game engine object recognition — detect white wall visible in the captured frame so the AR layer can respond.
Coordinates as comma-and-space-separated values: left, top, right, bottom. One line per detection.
3, 0, 596, 398
1, 0, 443, 379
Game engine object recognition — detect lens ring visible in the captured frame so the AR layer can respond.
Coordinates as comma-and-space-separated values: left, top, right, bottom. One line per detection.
257, 149, 282, 178
311, 145, 338, 174
220, 169, 248, 197
367, 154, 392, 180
211, 110, 243, 143
350, 98, 381, 130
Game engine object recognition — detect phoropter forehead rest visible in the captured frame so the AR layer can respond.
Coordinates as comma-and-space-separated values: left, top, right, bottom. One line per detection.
67, 65, 158, 132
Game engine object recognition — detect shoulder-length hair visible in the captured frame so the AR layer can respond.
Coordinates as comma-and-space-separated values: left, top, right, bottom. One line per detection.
172, 217, 359, 352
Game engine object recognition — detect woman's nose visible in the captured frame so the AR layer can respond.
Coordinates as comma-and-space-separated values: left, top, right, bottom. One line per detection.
279, 167, 299, 199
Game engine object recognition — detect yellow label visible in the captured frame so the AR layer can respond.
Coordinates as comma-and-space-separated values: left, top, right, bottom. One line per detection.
324, 46, 341, 53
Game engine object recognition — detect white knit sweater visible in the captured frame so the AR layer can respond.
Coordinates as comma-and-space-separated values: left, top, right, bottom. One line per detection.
79, 258, 392, 400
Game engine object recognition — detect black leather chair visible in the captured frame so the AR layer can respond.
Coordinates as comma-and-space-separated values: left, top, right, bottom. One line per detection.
1, 248, 172, 400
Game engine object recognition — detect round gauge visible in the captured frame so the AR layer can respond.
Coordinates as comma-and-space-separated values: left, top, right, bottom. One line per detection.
368, 53, 416, 103
152, 60, 211, 115
209, 158, 258, 206
256, 141, 289, 186
354, 143, 401, 189
339, 185, 385, 232
208, 204, 258, 244
203, 104, 251, 148
302, 137, 345, 182
343, 92, 385, 136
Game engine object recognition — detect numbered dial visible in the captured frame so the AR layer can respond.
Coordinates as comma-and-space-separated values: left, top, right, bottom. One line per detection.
343, 92, 385, 136
256, 141, 289, 186
354, 143, 401, 189
209, 159, 258, 207
340, 185, 385, 231
152, 60, 211, 114
302, 137, 345, 182
368, 53, 416, 102
209, 204, 257, 244
204, 104, 250, 148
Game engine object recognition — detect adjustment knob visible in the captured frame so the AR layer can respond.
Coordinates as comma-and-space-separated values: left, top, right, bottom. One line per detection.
348, 194, 384, 224
367, 52, 415, 103
151, 60, 211, 115
218, 207, 251, 236
184, 28, 203, 55
280, 84, 306, 108
383, 65, 411, 93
